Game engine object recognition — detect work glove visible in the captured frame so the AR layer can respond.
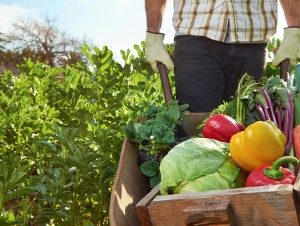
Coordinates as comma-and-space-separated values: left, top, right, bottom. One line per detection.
145, 31, 174, 71
272, 27, 300, 66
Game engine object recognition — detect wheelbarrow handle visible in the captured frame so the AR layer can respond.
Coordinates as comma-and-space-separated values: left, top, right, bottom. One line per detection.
279, 59, 290, 81
157, 62, 173, 104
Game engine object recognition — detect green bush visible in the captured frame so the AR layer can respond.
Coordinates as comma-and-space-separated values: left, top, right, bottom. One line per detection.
0, 42, 166, 225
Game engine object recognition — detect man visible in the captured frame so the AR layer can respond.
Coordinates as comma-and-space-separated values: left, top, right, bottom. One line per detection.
145, 0, 300, 112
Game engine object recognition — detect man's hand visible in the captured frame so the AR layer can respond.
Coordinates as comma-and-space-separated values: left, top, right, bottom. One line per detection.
272, 28, 300, 66
145, 32, 174, 71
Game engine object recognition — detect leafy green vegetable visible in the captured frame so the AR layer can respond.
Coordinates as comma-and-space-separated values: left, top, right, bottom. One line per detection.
235, 74, 260, 125
123, 100, 189, 188
159, 138, 245, 195
123, 100, 189, 155
140, 160, 160, 188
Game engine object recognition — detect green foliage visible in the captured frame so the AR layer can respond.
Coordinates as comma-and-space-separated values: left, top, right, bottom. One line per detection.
123, 100, 188, 189
264, 37, 282, 77
0, 42, 165, 225
140, 160, 160, 188
123, 100, 188, 155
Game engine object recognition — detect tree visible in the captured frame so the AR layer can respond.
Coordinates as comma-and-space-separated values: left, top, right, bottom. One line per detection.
0, 32, 5, 51
5, 16, 87, 67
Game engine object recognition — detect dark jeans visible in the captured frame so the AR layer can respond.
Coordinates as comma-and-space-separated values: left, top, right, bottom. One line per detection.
174, 35, 267, 112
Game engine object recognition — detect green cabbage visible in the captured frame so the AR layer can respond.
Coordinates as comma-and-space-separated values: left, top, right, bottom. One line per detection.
159, 138, 245, 195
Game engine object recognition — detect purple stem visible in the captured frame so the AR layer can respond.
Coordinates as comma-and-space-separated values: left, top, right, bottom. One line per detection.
282, 108, 289, 146
281, 108, 286, 132
255, 104, 266, 121
262, 105, 270, 120
285, 90, 294, 155
275, 106, 282, 131
260, 88, 278, 126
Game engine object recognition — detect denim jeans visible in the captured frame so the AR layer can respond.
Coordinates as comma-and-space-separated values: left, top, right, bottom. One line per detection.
174, 35, 267, 112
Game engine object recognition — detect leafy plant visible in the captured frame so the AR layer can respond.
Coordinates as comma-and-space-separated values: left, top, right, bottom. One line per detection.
123, 100, 188, 188
0, 42, 166, 225
123, 100, 188, 155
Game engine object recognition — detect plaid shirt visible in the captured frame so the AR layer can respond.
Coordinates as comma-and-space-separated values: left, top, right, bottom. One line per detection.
173, 0, 278, 43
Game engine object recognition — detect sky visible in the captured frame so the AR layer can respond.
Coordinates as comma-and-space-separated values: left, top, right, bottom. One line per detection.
0, 0, 287, 61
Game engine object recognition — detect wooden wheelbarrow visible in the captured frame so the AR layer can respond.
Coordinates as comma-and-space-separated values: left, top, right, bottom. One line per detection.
109, 60, 300, 226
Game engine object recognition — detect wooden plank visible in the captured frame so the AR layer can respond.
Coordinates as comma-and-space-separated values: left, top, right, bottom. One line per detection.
148, 185, 298, 226
229, 188, 297, 225
293, 173, 300, 222
149, 192, 232, 226
136, 185, 160, 226
182, 198, 232, 226
109, 139, 151, 226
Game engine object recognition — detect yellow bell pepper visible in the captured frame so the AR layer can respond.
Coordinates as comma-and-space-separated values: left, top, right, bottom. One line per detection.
230, 120, 286, 172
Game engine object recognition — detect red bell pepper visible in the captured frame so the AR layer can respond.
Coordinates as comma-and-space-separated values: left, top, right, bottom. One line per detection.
202, 114, 244, 143
245, 156, 298, 187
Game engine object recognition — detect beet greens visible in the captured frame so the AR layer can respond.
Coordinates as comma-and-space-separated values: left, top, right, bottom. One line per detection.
236, 74, 296, 155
